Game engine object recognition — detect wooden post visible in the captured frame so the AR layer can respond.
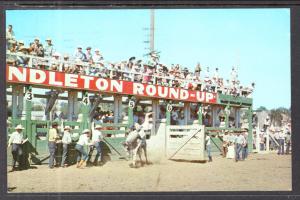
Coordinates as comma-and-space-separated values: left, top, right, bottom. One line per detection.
225, 104, 230, 128
184, 102, 190, 125
166, 101, 172, 126
127, 96, 134, 128
81, 91, 90, 130
19, 85, 33, 167
266, 127, 270, 152
68, 91, 78, 121
198, 103, 202, 125
24, 85, 33, 143
235, 107, 240, 128
256, 126, 260, 153
247, 106, 253, 152
17, 85, 24, 118
11, 85, 18, 119
152, 99, 159, 135
113, 95, 120, 123
118, 96, 123, 123
212, 106, 218, 127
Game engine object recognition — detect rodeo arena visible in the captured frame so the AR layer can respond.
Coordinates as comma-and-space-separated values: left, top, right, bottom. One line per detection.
6, 24, 292, 192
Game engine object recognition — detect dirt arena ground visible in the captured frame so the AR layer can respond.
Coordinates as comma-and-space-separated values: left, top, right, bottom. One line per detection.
7, 152, 291, 192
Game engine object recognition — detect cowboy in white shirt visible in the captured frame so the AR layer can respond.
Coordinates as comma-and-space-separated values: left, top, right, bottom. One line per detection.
205, 134, 212, 162
75, 129, 93, 168
60, 126, 72, 167
219, 129, 229, 157
7, 124, 28, 171
88, 125, 104, 166
235, 132, 246, 162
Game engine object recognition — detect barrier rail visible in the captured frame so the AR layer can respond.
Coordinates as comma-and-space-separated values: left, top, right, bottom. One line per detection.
6, 52, 253, 96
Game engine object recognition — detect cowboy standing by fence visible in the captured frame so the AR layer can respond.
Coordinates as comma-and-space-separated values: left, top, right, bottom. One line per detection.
88, 124, 104, 166
277, 128, 285, 155
205, 133, 212, 162
7, 124, 28, 171
235, 131, 245, 162
48, 122, 60, 169
75, 129, 93, 168
60, 126, 72, 167
285, 130, 291, 154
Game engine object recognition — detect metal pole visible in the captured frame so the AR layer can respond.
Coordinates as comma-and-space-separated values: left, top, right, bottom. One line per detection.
81, 91, 90, 129
127, 96, 134, 128
150, 9, 155, 51
184, 102, 190, 125
166, 102, 172, 126
68, 91, 74, 121
114, 95, 119, 124
152, 99, 159, 135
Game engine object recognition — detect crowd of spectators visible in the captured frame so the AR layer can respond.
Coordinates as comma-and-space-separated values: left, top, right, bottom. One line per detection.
6, 25, 255, 98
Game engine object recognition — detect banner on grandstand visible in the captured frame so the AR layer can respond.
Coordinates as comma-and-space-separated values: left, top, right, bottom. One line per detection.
6, 66, 217, 104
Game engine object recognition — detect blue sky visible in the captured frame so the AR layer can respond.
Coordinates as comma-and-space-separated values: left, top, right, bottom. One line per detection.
6, 9, 291, 109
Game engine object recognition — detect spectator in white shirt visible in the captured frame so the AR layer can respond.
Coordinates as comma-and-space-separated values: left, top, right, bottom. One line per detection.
60, 126, 72, 167
93, 49, 103, 63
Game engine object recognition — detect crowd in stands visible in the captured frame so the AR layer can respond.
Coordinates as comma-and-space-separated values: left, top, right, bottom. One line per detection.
6, 25, 255, 97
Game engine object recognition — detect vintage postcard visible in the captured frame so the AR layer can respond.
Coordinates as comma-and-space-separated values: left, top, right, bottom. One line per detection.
5, 8, 291, 192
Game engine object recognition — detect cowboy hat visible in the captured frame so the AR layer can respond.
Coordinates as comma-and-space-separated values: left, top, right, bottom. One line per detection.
52, 52, 61, 57
15, 124, 24, 130
134, 123, 142, 131
82, 129, 91, 134
64, 126, 71, 130
95, 125, 102, 129
19, 46, 29, 52
129, 57, 136, 62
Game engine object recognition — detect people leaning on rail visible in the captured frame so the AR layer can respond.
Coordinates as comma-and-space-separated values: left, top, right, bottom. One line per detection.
5, 24, 255, 97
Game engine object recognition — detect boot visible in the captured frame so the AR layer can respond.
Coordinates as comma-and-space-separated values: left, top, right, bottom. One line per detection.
80, 161, 87, 168
208, 156, 212, 162
77, 160, 84, 168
